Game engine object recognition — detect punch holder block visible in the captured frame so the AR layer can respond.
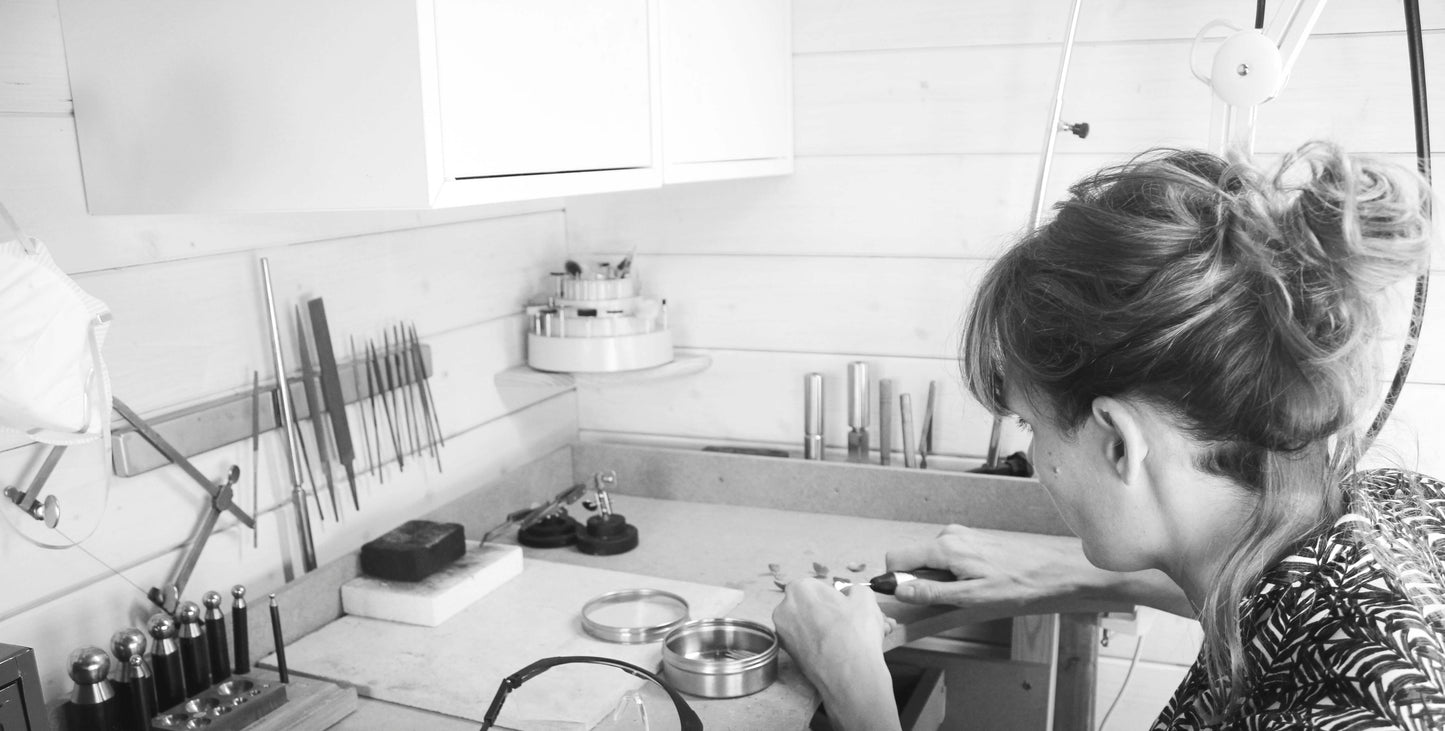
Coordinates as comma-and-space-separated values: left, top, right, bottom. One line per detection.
151, 676, 287, 730
342, 542, 524, 627
360, 520, 466, 582
112, 345, 432, 477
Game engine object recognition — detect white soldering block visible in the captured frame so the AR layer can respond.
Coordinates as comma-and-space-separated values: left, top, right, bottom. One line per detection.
341, 541, 524, 627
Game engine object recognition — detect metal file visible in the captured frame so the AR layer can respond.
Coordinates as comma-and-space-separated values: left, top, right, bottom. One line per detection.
296, 307, 340, 522
309, 299, 361, 511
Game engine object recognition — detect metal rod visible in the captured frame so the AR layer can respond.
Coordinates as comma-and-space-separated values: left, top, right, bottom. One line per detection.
1028, 0, 1085, 228
407, 324, 442, 470
290, 410, 327, 523
113, 399, 256, 529
803, 373, 823, 460
153, 465, 240, 612
383, 331, 410, 462
250, 371, 261, 549
268, 594, 288, 684
393, 326, 421, 458
363, 339, 386, 483
900, 394, 917, 469
16, 444, 67, 512
402, 325, 433, 461
986, 0, 1084, 469
349, 336, 376, 482
370, 339, 404, 470
879, 379, 893, 466
919, 381, 937, 470
985, 419, 1004, 470
410, 322, 445, 449
259, 257, 317, 573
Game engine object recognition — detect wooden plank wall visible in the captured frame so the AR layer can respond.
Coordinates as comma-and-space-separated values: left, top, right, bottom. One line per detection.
565, 1, 1445, 728
0, 0, 577, 701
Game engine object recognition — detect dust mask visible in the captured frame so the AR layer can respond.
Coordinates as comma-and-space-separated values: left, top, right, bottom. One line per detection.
0, 205, 112, 445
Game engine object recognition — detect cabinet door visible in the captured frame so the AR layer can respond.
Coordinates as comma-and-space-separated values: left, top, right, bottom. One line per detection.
661, 0, 792, 171
435, 0, 655, 179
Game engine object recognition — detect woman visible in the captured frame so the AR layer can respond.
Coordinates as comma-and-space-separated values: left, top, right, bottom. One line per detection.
774, 142, 1444, 729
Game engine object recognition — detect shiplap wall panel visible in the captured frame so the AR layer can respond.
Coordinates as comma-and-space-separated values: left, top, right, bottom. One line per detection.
568, 153, 1445, 264
794, 0, 1445, 53
72, 212, 564, 418
0, 393, 578, 702
565, 154, 1105, 258
576, 347, 1033, 460
636, 254, 983, 358
796, 34, 1445, 157
0, 0, 70, 114
795, 44, 1064, 156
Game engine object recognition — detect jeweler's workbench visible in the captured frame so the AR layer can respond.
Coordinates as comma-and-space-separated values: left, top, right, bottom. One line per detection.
255, 444, 1083, 729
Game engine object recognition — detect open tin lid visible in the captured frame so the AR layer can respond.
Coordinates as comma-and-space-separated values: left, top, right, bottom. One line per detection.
580, 588, 690, 644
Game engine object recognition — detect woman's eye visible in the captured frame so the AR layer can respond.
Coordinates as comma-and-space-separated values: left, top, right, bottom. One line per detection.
1016, 420, 1033, 433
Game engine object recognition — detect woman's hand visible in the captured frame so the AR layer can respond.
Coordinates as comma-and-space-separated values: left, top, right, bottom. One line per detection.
885, 525, 1191, 618
773, 578, 902, 731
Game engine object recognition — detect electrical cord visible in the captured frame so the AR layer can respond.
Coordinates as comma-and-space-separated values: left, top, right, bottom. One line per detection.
1098, 634, 1145, 731
1362, 0, 1433, 454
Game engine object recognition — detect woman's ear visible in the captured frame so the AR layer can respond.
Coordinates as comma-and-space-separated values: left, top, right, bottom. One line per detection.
1091, 397, 1149, 484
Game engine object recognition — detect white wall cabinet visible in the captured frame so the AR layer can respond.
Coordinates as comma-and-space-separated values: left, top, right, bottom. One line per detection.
56, 0, 792, 214
660, 0, 794, 183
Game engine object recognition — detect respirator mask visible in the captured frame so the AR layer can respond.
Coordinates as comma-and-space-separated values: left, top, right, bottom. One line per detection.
0, 203, 113, 545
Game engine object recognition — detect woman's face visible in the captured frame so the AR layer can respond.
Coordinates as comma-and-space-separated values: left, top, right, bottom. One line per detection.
1006, 385, 1157, 572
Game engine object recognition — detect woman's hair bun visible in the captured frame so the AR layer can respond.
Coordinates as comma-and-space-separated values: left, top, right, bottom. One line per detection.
1266, 141, 1431, 300
964, 140, 1432, 461
1210, 144, 1432, 445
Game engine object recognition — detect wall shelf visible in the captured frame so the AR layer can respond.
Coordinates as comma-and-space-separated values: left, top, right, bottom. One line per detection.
495, 352, 712, 389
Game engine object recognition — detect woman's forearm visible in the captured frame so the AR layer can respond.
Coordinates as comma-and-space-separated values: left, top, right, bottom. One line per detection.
889, 528, 1195, 620
813, 653, 903, 731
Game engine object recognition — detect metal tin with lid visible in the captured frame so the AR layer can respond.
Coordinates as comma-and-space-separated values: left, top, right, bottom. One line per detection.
580, 588, 690, 644
661, 618, 779, 698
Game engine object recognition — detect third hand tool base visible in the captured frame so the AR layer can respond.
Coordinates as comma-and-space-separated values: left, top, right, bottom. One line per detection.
517, 514, 582, 548
576, 514, 638, 556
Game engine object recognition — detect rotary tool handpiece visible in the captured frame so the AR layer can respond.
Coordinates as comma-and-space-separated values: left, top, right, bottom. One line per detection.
867, 568, 956, 595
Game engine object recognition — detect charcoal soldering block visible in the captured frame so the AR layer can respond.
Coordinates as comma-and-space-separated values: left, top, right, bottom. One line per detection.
360, 520, 467, 582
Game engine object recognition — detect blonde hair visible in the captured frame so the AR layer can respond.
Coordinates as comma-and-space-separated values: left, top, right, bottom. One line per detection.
962, 141, 1434, 714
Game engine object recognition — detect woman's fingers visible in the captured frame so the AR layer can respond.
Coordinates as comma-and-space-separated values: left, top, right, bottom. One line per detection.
885, 526, 986, 575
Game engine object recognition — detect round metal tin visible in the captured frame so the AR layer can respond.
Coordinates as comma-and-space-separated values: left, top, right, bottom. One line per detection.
580, 588, 690, 644
661, 618, 779, 698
